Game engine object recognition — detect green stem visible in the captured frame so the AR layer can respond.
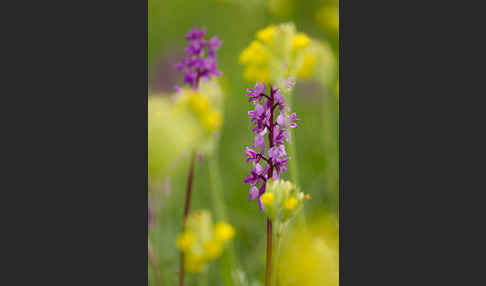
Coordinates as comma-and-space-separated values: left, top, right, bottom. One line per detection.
208, 155, 227, 220
271, 222, 283, 286
321, 91, 339, 211
208, 153, 242, 286
198, 269, 209, 286
285, 91, 307, 228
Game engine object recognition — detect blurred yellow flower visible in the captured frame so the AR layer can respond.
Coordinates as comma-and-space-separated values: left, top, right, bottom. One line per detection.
203, 240, 223, 259
261, 192, 275, 205
239, 40, 269, 65
189, 92, 209, 115
279, 216, 338, 286
176, 211, 235, 274
240, 23, 335, 86
244, 65, 270, 83
176, 231, 196, 252
292, 33, 310, 50
284, 197, 298, 210
213, 221, 235, 242
256, 25, 276, 44
296, 52, 317, 79
148, 96, 202, 182
185, 254, 205, 273
202, 111, 222, 133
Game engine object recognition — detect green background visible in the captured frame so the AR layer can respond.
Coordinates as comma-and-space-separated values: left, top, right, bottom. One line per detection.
148, 0, 338, 285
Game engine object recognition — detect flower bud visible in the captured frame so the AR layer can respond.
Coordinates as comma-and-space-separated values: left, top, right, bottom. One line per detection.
264, 180, 308, 222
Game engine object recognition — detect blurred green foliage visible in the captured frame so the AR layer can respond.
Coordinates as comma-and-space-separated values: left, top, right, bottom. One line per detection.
148, 0, 338, 285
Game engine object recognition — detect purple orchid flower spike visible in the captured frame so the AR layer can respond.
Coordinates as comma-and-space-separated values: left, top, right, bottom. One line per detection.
243, 82, 300, 211
176, 26, 222, 89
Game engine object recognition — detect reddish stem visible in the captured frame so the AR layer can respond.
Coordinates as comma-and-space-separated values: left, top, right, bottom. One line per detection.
180, 151, 196, 286
266, 219, 272, 286
265, 85, 275, 286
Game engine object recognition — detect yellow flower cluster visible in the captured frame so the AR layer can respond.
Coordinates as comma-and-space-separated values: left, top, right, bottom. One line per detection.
261, 180, 309, 222
178, 87, 223, 134
261, 192, 275, 205
296, 52, 317, 79
279, 216, 339, 286
170, 80, 224, 155
176, 210, 235, 273
148, 96, 202, 182
239, 40, 271, 83
239, 23, 328, 85
292, 33, 310, 50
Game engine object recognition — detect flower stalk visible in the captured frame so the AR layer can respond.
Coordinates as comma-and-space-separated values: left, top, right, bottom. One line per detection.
265, 86, 276, 286
208, 154, 242, 286
180, 150, 196, 286
266, 219, 273, 286
243, 81, 300, 286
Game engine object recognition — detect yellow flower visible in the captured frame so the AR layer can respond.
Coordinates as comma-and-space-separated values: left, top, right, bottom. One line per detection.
189, 92, 209, 115
201, 110, 222, 132
296, 52, 317, 79
176, 231, 195, 252
239, 41, 269, 65
256, 25, 276, 44
203, 240, 223, 259
261, 192, 275, 205
213, 222, 235, 242
185, 254, 205, 273
284, 197, 298, 210
279, 216, 338, 285
243, 66, 270, 83
292, 33, 311, 50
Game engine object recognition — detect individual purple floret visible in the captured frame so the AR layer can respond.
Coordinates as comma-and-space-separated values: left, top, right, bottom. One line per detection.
243, 82, 300, 210
175, 26, 222, 89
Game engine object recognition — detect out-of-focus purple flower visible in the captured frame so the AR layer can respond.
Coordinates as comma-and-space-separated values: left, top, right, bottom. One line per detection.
249, 186, 259, 201
245, 147, 260, 163
185, 27, 206, 41
254, 131, 266, 152
148, 208, 153, 228
285, 77, 296, 91
176, 26, 222, 89
288, 113, 300, 128
246, 83, 266, 102
243, 83, 300, 210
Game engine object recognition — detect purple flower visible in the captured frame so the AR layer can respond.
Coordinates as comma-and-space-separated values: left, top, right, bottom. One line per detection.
249, 186, 259, 201
176, 26, 222, 89
185, 27, 206, 41
274, 89, 285, 110
288, 113, 300, 128
245, 147, 260, 163
247, 83, 266, 102
285, 77, 296, 91
268, 144, 287, 161
243, 163, 264, 185
243, 83, 300, 210
254, 131, 266, 152
173, 85, 182, 93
